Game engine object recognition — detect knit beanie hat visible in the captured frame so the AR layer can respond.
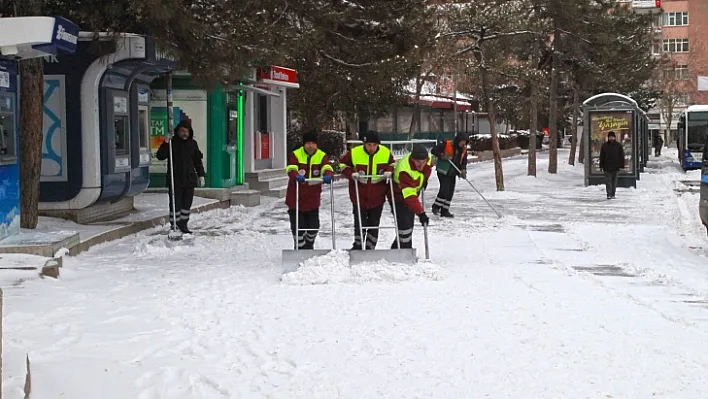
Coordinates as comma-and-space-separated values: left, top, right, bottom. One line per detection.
302, 131, 318, 144
410, 145, 429, 160
607, 131, 616, 138
364, 132, 381, 144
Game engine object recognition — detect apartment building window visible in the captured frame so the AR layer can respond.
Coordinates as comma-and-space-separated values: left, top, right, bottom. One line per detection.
676, 94, 690, 106
675, 65, 689, 80
652, 41, 662, 55
663, 12, 689, 26
665, 65, 689, 80
663, 38, 689, 53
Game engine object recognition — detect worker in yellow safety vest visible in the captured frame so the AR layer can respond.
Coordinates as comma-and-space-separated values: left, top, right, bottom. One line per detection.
390, 145, 432, 249
340, 132, 396, 250
285, 131, 335, 249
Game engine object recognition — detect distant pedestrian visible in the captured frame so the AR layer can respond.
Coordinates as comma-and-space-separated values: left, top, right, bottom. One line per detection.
654, 134, 664, 156
599, 131, 625, 200
430, 133, 468, 217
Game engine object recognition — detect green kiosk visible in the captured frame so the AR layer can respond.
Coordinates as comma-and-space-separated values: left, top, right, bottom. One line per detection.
147, 66, 299, 206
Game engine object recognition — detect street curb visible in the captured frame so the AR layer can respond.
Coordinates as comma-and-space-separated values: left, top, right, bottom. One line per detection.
0, 200, 230, 259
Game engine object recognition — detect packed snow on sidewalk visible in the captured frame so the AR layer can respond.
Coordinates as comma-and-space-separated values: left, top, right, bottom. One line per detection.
3, 149, 708, 399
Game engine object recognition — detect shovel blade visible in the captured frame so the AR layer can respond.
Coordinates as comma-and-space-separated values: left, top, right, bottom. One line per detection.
349, 248, 417, 265
281, 249, 332, 274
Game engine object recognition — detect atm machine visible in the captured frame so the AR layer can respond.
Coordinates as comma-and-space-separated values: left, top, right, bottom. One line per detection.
40, 33, 175, 213
0, 59, 19, 234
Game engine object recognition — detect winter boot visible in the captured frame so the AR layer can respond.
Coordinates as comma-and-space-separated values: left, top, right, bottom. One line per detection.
440, 209, 454, 218
351, 243, 362, 250
177, 220, 193, 234
432, 205, 441, 215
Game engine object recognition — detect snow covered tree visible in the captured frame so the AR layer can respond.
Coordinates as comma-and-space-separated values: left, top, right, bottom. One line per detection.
444, 0, 534, 190
0, 0, 292, 227
282, 0, 435, 134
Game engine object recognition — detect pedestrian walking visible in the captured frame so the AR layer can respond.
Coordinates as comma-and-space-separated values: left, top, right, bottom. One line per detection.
654, 134, 664, 156
599, 131, 625, 199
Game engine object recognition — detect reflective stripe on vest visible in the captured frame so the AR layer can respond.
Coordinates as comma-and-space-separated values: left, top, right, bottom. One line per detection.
394, 153, 431, 199
286, 147, 333, 178
351, 145, 391, 183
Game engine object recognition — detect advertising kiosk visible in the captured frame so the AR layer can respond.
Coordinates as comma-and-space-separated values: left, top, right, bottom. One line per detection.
39, 33, 175, 222
148, 67, 297, 199
0, 16, 78, 239
582, 93, 647, 188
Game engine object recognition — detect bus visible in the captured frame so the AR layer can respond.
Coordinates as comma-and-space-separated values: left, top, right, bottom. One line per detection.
677, 105, 708, 171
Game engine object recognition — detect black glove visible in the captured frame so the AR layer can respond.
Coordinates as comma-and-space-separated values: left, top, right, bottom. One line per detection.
418, 212, 429, 227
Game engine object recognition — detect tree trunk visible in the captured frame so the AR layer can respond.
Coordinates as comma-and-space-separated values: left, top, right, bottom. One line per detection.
528, 33, 539, 177
568, 87, 579, 166
18, 58, 44, 229
409, 73, 424, 139
547, 28, 561, 174
475, 49, 504, 191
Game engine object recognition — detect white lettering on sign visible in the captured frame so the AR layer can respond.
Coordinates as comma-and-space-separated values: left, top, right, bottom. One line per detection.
56, 25, 78, 45
0, 71, 9, 89
271, 70, 291, 82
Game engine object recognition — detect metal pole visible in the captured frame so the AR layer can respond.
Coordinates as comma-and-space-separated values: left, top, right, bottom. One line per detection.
389, 178, 401, 250
353, 176, 366, 251
329, 181, 336, 250
420, 188, 430, 260
295, 178, 300, 250
448, 161, 502, 218
166, 72, 179, 238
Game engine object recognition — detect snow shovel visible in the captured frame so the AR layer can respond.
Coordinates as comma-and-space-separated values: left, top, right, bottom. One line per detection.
349, 175, 417, 265
448, 162, 502, 219
281, 177, 337, 273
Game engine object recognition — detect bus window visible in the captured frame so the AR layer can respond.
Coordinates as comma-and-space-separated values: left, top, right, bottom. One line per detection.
687, 112, 708, 152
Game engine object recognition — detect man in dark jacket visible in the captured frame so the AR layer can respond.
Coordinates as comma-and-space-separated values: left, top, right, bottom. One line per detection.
654, 134, 664, 156
599, 131, 625, 200
155, 120, 206, 234
430, 132, 468, 217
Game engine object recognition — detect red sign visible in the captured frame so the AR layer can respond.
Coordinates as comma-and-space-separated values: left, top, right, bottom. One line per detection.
655, 0, 661, 7
257, 65, 299, 88
260, 133, 270, 159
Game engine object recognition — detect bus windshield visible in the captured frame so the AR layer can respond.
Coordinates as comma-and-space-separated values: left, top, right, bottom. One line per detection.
687, 111, 708, 152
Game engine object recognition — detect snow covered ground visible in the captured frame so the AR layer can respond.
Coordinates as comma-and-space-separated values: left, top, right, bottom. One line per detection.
4, 149, 708, 398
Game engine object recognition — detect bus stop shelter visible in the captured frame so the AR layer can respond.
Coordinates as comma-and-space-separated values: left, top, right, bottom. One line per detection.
582, 93, 648, 188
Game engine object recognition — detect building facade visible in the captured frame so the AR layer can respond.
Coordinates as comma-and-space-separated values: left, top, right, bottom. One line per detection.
631, 0, 708, 142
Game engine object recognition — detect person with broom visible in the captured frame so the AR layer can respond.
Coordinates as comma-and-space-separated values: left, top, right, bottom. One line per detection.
430, 132, 469, 218
155, 120, 206, 235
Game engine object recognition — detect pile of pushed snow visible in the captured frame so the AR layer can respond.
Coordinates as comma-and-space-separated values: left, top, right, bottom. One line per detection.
281, 250, 444, 285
